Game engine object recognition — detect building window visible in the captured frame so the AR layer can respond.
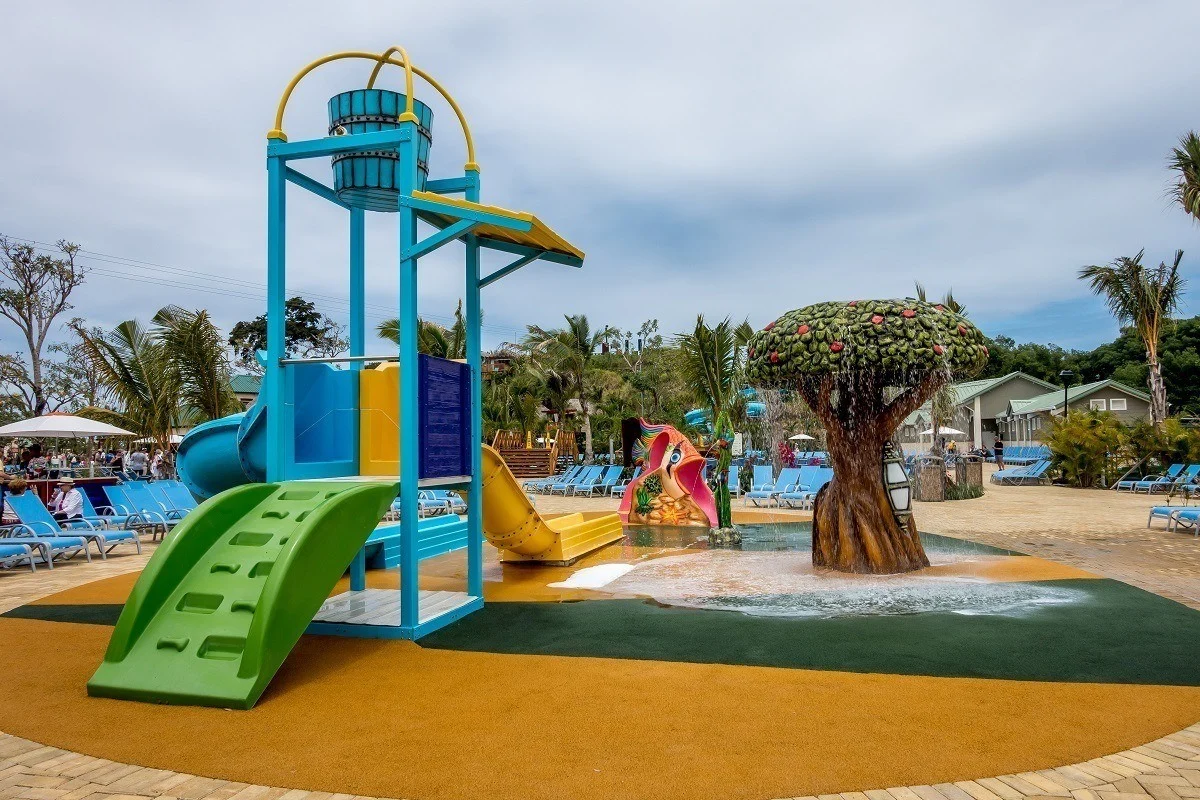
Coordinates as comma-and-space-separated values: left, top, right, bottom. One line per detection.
1089, 399, 1106, 411
1109, 398, 1127, 411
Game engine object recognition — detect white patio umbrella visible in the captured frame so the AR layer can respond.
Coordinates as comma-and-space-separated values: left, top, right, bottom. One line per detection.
920, 426, 965, 436
0, 414, 134, 438
788, 433, 815, 440
0, 414, 136, 477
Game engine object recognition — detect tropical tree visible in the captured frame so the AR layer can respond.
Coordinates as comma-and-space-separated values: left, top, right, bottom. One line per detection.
378, 299, 469, 359
152, 306, 241, 420
70, 320, 178, 449
522, 314, 605, 461
228, 296, 347, 374
675, 315, 739, 530
1079, 250, 1185, 428
0, 236, 86, 414
1168, 132, 1200, 223
71, 308, 240, 449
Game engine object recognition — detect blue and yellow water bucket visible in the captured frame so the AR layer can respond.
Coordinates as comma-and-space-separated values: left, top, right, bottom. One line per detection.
327, 89, 433, 212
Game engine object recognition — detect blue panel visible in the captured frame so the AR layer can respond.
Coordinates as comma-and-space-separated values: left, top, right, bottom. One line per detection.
284, 363, 358, 476
418, 355, 471, 479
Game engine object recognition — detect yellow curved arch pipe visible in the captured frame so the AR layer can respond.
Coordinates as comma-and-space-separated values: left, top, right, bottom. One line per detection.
269, 50, 478, 171
364, 46, 416, 122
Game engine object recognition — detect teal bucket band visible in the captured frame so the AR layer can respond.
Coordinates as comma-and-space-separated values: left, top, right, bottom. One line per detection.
327, 89, 433, 212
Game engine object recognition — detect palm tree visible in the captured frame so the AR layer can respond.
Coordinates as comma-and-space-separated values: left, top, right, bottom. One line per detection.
522, 314, 604, 461
1169, 132, 1200, 223
1079, 250, 1185, 428
70, 319, 179, 450
152, 306, 241, 420
377, 300, 469, 360
675, 315, 738, 529
71, 308, 241, 450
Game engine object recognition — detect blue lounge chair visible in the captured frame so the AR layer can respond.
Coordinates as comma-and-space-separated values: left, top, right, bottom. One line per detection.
727, 464, 741, 498
424, 489, 467, 514
1, 526, 89, 567
77, 489, 136, 529
5, 491, 139, 558
1135, 464, 1200, 494
104, 484, 177, 541
1168, 507, 1200, 533
581, 465, 623, 497
1118, 463, 1183, 492
745, 465, 774, 495
161, 482, 199, 511
746, 467, 801, 507
991, 460, 1053, 485
391, 491, 456, 517
525, 466, 581, 494
0, 539, 38, 572
611, 466, 643, 498
549, 466, 600, 496
780, 467, 835, 508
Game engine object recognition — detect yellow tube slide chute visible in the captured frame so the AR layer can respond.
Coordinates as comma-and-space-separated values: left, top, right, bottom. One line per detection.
480, 445, 623, 565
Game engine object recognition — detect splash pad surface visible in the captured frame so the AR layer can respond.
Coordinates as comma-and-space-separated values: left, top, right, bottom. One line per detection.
3, 521, 1200, 800
603, 524, 1087, 619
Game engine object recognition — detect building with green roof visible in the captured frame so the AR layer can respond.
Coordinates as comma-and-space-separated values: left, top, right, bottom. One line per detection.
900, 371, 1058, 449
998, 379, 1150, 443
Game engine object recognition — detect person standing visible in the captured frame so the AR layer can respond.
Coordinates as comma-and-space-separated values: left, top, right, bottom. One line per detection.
129, 447, 148, 477
993, 435, 1005, 470
48, 477, 84, 522
150, 449, 164, 479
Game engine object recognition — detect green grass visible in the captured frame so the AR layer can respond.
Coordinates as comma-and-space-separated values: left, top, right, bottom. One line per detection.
945, 482, 985, 500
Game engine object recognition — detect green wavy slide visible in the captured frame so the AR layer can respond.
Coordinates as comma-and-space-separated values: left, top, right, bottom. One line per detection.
88, 480, 397, 709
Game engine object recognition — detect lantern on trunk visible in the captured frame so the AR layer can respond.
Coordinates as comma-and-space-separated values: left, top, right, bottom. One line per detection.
882, 440, 911, 524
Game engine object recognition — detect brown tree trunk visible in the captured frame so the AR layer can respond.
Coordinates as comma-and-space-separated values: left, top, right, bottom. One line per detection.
811, 449, 928, 573
1147, 350, 1167, 428
799, 374, 933, 574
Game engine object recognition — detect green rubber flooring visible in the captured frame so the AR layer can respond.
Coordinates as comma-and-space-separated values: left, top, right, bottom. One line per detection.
10, 577, 1200, 686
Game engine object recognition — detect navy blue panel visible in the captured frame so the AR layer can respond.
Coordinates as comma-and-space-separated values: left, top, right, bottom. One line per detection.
418, 355, 471, 479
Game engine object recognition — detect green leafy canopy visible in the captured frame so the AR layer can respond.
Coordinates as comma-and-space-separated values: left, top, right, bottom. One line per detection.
745, 299, 988, 385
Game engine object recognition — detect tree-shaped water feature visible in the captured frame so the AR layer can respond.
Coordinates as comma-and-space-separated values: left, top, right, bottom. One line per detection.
746, 299, 988, 573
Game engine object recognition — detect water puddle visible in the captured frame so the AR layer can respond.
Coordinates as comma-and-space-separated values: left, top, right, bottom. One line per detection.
586, 523, 1085, 619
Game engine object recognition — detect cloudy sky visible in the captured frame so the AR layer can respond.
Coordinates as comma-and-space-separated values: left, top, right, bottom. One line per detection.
2, 1, 1199, 356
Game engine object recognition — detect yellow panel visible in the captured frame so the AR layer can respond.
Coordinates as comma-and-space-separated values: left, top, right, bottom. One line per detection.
410, 191, 585, 262
360, 363, 399, 476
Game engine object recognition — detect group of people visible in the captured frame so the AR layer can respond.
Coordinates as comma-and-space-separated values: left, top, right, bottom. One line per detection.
0, 474, 85, 525
3, 442, 172, 479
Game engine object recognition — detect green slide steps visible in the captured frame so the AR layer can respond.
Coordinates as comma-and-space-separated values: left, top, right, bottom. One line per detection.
88, 480, 397, 709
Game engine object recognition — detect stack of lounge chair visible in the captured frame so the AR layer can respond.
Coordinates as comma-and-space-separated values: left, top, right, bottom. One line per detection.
993, 445, 1051, 465
990, 460, 1053, 485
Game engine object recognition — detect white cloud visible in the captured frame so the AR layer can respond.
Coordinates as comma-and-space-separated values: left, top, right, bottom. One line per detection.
1, 0, 1197, 352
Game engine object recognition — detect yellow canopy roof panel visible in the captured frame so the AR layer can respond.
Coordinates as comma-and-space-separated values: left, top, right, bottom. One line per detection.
410, 191, 585, 263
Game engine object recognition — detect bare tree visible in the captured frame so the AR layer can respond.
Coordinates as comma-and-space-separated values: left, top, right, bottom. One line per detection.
0, 237, 86, 414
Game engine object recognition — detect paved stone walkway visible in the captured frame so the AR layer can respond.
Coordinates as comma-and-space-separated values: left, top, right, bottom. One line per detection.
1, 472, 1198, 800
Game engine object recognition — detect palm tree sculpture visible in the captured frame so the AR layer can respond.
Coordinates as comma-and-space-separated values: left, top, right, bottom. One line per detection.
675, 315, 739, 535
522, 314, 604, 462
1079, 251, 1185, 428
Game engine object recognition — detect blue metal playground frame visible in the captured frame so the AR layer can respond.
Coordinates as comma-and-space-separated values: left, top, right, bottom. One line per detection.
262, 67, 583, 640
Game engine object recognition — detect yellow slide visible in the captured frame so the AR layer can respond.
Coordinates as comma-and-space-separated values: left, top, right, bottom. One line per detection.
480, 445, 624, 565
